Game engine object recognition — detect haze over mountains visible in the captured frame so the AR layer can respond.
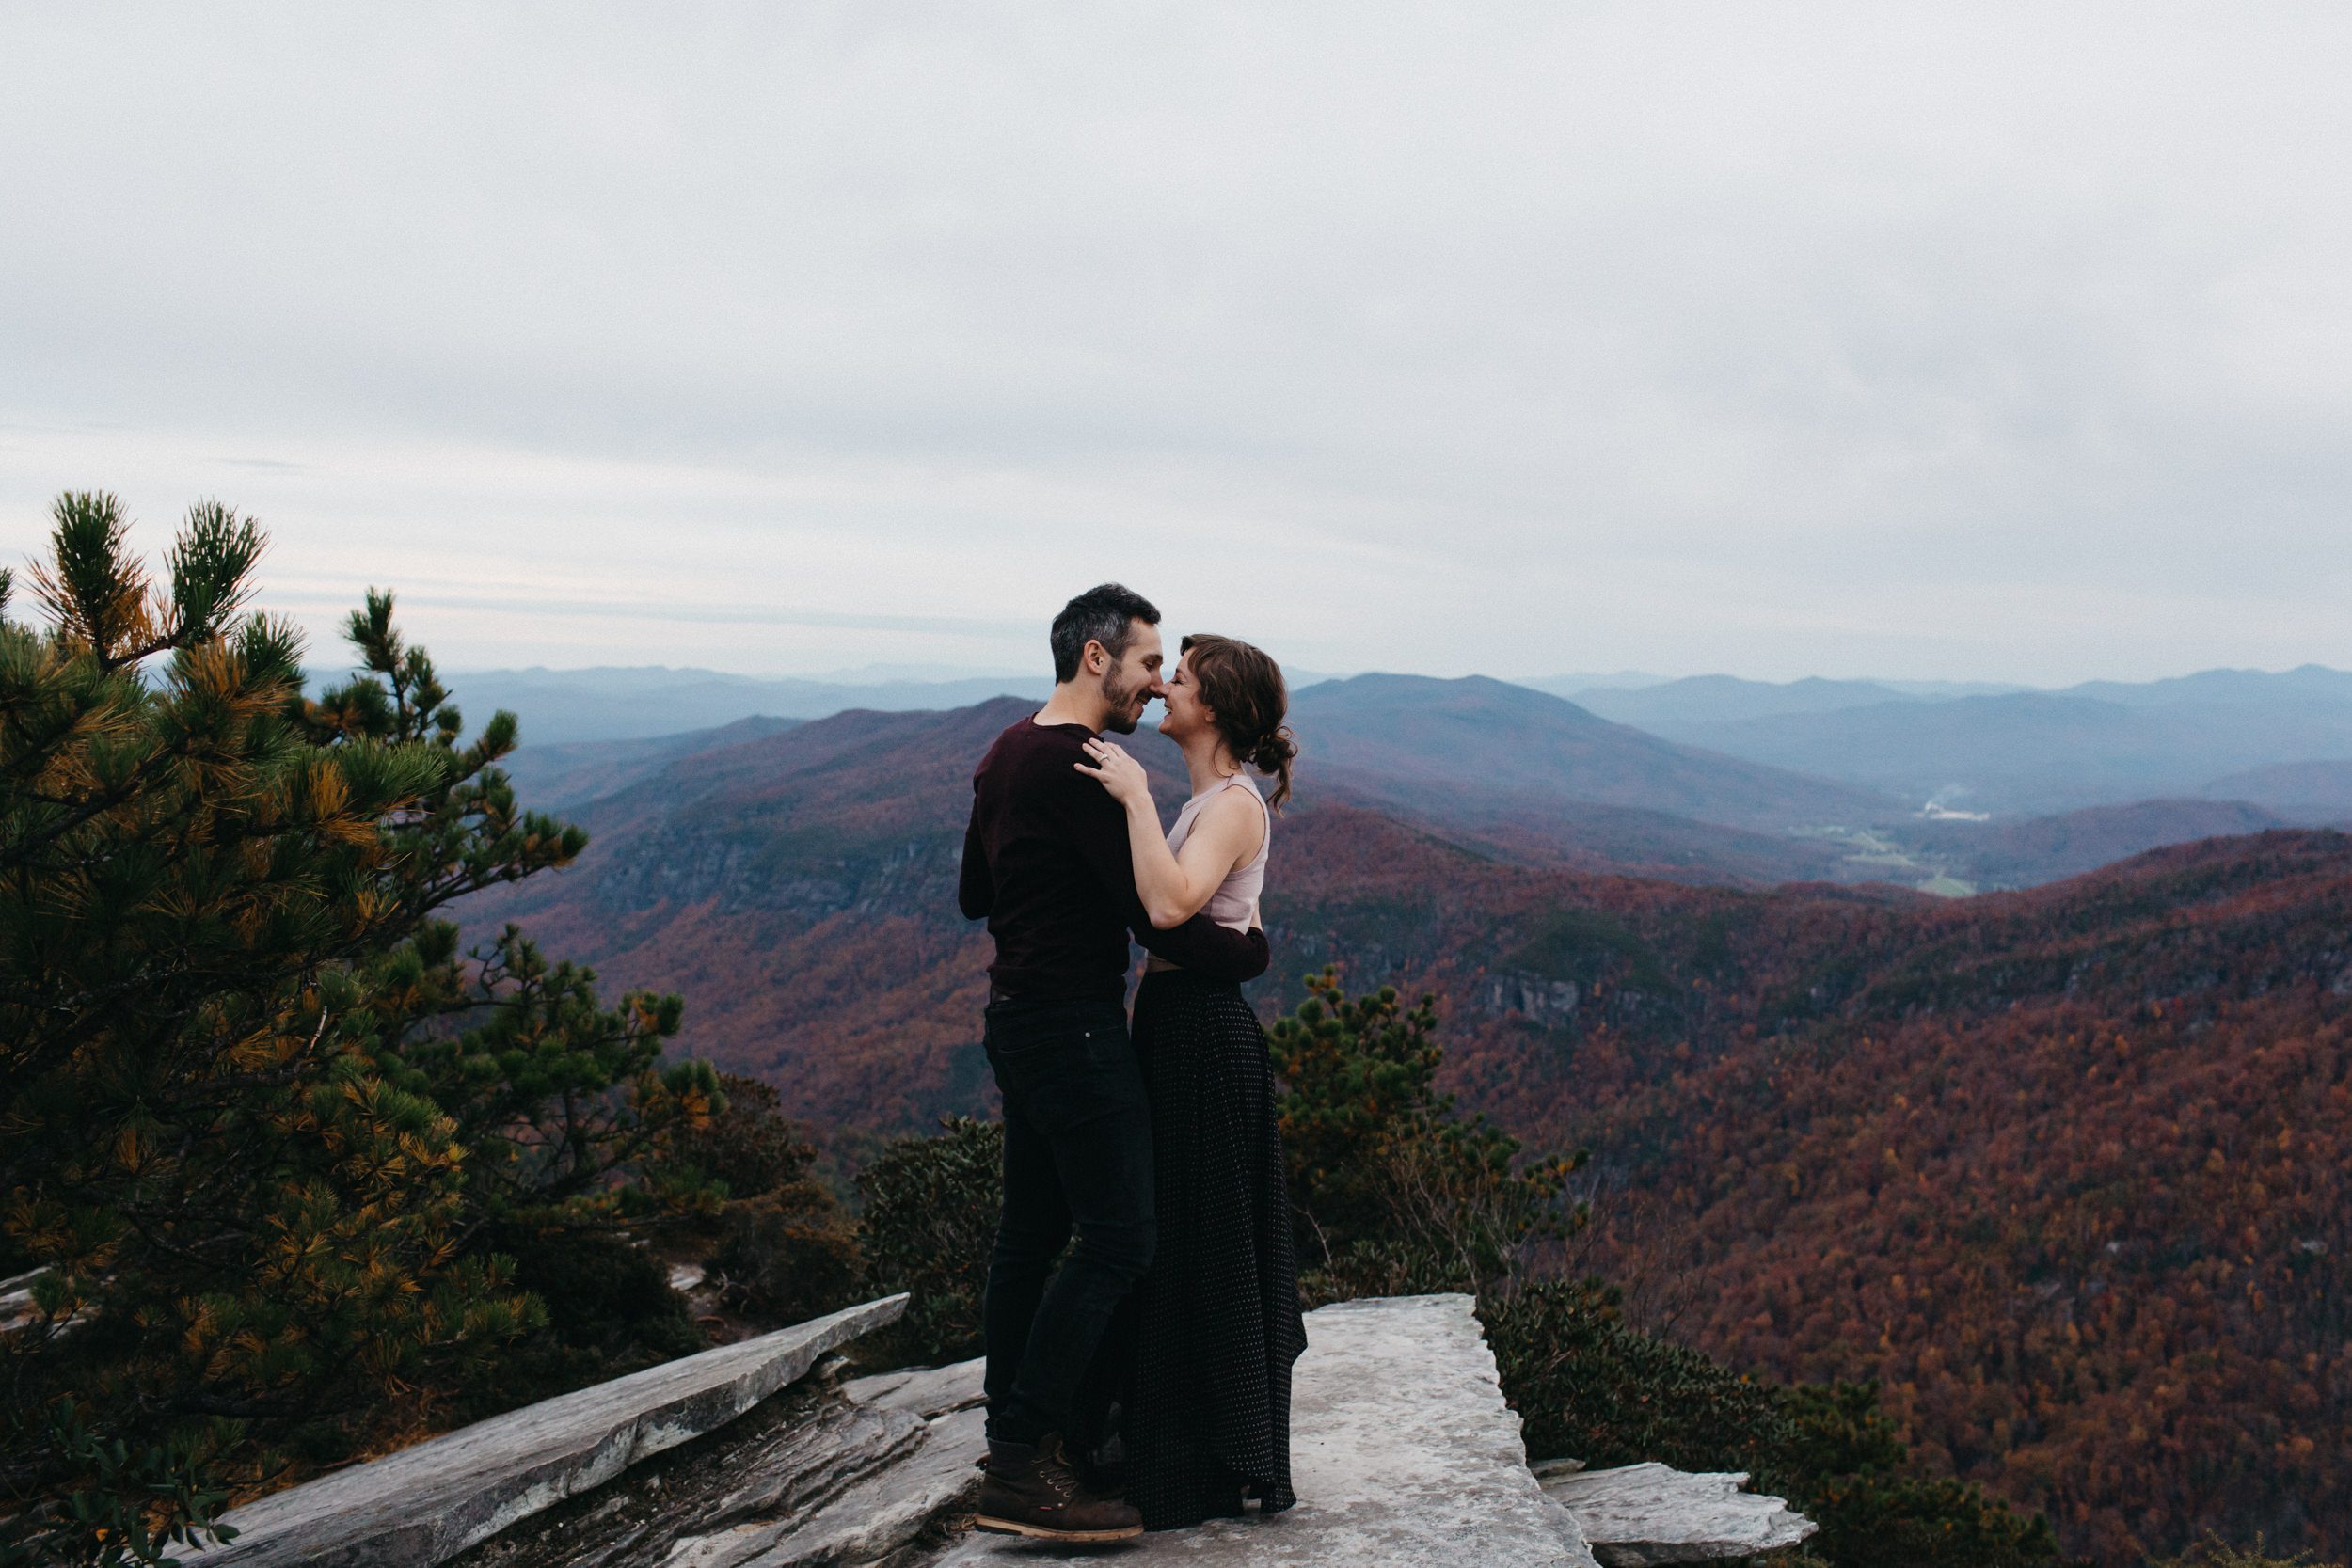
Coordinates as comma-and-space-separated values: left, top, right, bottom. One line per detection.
499, 715, 805, 811
1293, 674, 1891, 832
1283, 674, 1887, 884
444, 664, 1052, 743
1565, 665, 2352, 816
472, 660, 2352, 893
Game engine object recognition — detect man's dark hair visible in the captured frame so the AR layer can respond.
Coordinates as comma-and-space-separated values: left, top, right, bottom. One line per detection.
1049, 583, 1160, 684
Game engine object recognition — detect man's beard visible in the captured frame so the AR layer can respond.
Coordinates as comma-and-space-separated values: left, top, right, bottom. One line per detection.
1099, 670, 1148, 734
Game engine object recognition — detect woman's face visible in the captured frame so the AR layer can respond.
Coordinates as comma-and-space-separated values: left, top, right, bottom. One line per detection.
1158, 650, 1213, 740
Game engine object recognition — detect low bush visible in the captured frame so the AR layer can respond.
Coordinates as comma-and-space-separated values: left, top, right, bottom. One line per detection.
685, 1075, 823, 1203
442, 1229, 702, 1426
854, 1117, 1003, 1367
1268, 969, 1583, 1301
1482, 1277, 1789, 1477
709, 1198, 864, 1329
689, 1075, 865, 1327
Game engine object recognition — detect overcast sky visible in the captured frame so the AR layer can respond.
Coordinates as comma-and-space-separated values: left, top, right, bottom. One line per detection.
4, 5, 2349, 685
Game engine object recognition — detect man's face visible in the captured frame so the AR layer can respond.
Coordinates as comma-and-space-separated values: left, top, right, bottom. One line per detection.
1095, 620, 1166, 735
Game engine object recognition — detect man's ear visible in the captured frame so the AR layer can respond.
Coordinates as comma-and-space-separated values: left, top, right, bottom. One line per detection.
1083, 640, 1108, 675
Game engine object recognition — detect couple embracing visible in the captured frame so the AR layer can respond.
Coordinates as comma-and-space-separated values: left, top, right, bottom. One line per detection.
956, 583, 1307, 1541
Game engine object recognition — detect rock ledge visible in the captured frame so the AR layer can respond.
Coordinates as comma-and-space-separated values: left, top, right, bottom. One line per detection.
935, 1292, 1598, 1567
193, 1294, 907, 1568
1535, 1459, 1817, 1565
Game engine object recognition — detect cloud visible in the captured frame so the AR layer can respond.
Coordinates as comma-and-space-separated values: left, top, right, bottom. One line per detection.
3, 3, 2347, 681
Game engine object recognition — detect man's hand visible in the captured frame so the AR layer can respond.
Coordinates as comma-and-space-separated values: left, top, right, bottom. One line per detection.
1075, 737, 1154, 810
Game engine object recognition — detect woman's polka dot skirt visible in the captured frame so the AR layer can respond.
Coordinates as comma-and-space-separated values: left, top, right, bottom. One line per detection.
1122, 968, 1309, 1531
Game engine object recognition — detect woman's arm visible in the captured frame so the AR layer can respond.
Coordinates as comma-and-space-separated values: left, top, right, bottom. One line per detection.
1074, 741, 1263, 928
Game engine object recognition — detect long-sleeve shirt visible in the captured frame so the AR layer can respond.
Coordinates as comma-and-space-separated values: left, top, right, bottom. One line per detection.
959, 716, 1270, 998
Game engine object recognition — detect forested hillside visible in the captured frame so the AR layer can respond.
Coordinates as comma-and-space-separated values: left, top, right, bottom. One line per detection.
466, 698, 2352, 1562
1433, 835, 2352, 1565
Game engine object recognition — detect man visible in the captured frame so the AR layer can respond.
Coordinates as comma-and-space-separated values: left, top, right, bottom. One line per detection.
957, 582, 1271, 1542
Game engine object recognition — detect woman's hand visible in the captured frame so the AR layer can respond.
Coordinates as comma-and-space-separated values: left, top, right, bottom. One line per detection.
1075, 737, 1154, 809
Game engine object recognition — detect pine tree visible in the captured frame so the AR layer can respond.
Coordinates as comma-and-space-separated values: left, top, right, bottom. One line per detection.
1267, 967, 1582, 1298
1, 493, 725, 1564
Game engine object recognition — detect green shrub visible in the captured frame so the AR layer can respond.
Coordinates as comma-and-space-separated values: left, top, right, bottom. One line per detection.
443, 1229, 703, 1424
1767, 1383, 2060, 1568
0, 1400, 241, 1567
1483, 1277, 1790, 1476
1269, 968, 1581, 1299
688, 1074, 866, 1327
684, 1074, 819, 1203
855, 1117, 1003, 1367
709, 1195, 864, 1329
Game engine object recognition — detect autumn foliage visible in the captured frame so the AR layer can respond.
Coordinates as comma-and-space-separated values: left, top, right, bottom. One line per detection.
454, 635, 2352, 1564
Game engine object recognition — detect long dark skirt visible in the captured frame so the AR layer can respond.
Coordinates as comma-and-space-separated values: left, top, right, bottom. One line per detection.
1122, 968, 1309, 1531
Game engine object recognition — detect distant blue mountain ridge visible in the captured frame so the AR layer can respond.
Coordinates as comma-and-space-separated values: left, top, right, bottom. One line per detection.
1573, 665, 2352, 816
405, 661, 2352, 905
434, 660, 2352, 835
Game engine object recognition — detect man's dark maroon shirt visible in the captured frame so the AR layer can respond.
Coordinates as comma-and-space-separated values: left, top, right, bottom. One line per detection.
959, 717, 1270, 998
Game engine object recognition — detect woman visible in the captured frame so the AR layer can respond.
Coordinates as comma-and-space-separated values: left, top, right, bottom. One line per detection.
1073, 632, 1307, 1531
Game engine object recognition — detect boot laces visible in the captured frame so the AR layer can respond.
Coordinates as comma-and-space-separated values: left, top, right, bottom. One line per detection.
1036, 1441, 1084, 1508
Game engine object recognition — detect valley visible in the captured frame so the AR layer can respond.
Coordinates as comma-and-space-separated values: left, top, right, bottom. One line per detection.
455, 671, 2352, 1562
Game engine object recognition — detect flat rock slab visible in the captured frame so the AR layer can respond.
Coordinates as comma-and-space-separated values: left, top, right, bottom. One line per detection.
844, 1358, 986, 1419
453, 1388, 924, 1568
932, 1293, 1597, 1567
735, 1405, 988, 1568
1537, 1462, 1816, 1566
194, 1294, 908, 1568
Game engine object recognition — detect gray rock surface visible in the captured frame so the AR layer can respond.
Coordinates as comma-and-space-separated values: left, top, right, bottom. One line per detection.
844, 1357, 985, 1419
732, 1406, 987, 1568
459, 1392, 926, 1568
930, 1292, 1597, 1567
194, 1294, 909, 1568
1537, 1461, 1816, 1565
190, 1291, 1795, 1568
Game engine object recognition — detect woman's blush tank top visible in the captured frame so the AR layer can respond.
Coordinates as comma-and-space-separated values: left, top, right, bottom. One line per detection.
1164, 773, 1270, 933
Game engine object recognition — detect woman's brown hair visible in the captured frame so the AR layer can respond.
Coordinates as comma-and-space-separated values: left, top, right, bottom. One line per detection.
1178, 633, 1297, 810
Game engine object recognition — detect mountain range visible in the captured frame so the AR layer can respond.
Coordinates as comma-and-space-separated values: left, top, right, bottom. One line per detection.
1291, 673, 1892, 832
443, 665, 1052, 744
490, 663, 2352, 894
2201, 758, 2352, 821
479, 661, 2352, 836
499, 714, 805, 809
1566, 665, 2352, 816
456, 688, 2352, 1563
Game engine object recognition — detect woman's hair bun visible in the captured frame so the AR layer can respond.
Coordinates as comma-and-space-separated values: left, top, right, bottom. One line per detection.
1249, 724, 1298, 776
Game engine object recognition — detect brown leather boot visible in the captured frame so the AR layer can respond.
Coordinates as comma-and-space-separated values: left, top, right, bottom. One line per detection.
975, 1433, 1144, 1542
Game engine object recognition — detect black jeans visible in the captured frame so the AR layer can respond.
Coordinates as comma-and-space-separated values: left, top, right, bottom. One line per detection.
980, 991, 1156, 1447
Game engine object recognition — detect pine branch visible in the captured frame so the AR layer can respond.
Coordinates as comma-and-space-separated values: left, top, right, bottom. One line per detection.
167, 500, 266, 641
